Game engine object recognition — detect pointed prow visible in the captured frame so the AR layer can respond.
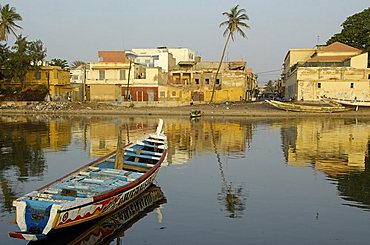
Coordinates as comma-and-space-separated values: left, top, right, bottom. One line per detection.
156, 119, 164, 135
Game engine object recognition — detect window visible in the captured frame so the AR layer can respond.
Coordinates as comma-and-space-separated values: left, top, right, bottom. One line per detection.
120, 69, 126, 80
172, 91, 177, 97
195, 78, 199, 84
205, 78, 210, 84
35, 72, 41, 80
317, 83, 321, 88
216, 79, 220, 84
160, 91, 166, 98
99, 70, 105, 80
350, 83, 354, 88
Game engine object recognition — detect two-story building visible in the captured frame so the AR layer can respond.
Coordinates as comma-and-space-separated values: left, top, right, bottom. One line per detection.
162, 59, 257, 102
282, 42, 370, 101
86, 51, 164, 102
25, 65, 71, 101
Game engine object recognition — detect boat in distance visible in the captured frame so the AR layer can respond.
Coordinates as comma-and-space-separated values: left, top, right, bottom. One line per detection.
190, 109, 202, 118
265, 100, 351, 113
9, 119, 167, 241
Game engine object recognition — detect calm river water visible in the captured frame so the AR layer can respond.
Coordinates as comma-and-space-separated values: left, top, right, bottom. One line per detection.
1, 115, 370, 244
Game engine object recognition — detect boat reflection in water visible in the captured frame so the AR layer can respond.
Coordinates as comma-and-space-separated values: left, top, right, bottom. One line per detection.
29, 185, 166, 245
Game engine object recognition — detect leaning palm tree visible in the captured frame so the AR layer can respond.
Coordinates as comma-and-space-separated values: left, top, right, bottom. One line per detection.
0, 4, 22, 41
210, 5, 250, 103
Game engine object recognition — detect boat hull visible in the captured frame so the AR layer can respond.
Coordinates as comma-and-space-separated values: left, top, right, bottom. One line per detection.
265, 100, 351, 113
9, 119, 168, 241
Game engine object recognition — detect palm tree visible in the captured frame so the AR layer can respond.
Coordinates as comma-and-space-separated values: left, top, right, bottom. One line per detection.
70, 60, 86, 69
0, 4, 22, 41
210, 5, 250, 103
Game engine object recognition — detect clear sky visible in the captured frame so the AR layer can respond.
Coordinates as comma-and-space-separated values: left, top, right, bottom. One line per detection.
5, 0, 370, 84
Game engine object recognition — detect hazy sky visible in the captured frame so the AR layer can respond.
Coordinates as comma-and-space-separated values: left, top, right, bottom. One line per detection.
5, 0, 370, 84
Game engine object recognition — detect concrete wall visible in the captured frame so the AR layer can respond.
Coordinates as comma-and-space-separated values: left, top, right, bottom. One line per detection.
350, 53, 368, 69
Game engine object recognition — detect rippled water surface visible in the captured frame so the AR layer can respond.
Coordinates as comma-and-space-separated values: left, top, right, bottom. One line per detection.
1, 115, 370, 244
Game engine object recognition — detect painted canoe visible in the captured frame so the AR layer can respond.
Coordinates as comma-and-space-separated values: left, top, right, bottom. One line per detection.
27, 185, 166, 244
9, 119, 167, 241
265, 100, 351, 113
329, 98, 370, 107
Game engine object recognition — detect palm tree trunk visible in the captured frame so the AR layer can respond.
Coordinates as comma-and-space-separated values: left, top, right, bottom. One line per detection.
125, 60, 132, 101
210, 32, 231, 103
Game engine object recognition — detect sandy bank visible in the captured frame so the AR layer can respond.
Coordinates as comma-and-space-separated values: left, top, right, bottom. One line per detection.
1, 101, 370, 118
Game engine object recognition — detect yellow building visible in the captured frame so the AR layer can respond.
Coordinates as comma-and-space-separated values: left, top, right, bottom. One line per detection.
85, 51, 164, 102
282, 42, 370, 101
165, 60, 257, 103
25, 66, 71, 101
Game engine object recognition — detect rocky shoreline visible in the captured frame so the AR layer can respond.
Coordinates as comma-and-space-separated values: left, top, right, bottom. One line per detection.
1, 101, 370, 118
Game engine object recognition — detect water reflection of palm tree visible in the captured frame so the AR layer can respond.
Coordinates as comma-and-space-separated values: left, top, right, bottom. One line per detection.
209, 122, 247, 218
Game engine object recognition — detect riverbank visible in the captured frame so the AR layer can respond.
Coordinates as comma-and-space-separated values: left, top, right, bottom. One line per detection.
1, 101, 370, 118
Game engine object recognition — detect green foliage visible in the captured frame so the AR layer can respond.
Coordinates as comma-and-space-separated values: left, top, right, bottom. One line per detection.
50, 58, 68, 69
7, 35, 30, 87
265, 80, 275, 93
210, 5, 250, 103
29, 40, 46, 66
0, 84, 47, 101
70, 60, 86, 69
0, 4, 22, 41
327, 7, 370, 66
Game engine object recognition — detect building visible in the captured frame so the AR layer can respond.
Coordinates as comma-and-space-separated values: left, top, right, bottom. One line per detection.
25, 66, 71, 101
70, 65, 87, 101
86, 51, 164, 102
282, 42, 370, 101
163, 59, 257, 102
128, 47, 195, 72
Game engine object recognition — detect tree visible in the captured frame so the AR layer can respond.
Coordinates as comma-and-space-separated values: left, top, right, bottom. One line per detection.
265, 80, 275, 93
327, 7, 370, 66
8, 35, 30, 88
0, 4, 22, 41
70, 60, 86, 69
50, 58, 68, 69
7, 36, 46, 88
28, 40, 46, 66
210, 5, 250, 103
0, 42, 10, 80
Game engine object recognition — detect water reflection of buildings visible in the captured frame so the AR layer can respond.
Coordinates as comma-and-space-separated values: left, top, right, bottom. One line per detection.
280, 119, 370, 176
87, 118, 255, 165
279, 119, 370, 210
165, 119, 254, 165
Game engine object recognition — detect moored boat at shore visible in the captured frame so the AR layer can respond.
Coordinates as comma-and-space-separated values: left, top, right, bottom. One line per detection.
329, 98, 370, 107
265, 100, 351, 113
9, 119, 167, 241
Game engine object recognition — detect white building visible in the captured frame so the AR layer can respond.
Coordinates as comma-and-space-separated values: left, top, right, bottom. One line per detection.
128, 47, 196, 72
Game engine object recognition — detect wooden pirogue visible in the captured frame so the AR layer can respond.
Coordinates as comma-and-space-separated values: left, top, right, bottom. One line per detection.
265, 100, 351, 113
9, 119, 167, 241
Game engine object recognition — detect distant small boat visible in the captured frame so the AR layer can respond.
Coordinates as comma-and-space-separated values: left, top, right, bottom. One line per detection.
190, 109, 202, 118
265, 100, 351, 113
9, 119, 167, 241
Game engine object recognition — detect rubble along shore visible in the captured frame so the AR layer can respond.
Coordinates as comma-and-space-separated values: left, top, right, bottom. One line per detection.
1, 101, 370, 118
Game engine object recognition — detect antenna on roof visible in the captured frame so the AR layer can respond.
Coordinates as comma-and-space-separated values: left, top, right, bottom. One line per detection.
316, 35, 320, 45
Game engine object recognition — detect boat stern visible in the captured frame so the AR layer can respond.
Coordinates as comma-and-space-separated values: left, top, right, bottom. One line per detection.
10, 198, 61, 241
